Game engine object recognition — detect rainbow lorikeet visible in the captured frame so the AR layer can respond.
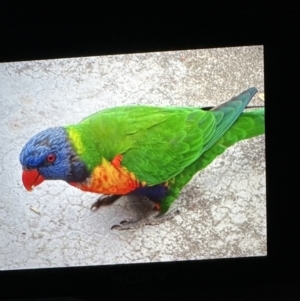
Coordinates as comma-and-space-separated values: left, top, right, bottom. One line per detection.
19, 87, 264, 229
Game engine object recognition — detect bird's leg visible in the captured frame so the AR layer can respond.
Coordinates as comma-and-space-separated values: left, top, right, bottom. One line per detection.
91, 194, 122, 210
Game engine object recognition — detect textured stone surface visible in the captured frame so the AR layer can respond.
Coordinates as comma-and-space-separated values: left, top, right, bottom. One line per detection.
0, 46, 265, 270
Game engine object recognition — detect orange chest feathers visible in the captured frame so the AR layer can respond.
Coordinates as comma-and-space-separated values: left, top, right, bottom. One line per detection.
69, 155, 142, 195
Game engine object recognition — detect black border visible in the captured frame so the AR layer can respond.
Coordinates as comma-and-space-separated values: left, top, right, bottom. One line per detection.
1, 1, 299, 300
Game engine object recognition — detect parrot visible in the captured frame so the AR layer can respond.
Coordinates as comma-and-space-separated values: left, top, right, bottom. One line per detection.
19, 87, 264, 229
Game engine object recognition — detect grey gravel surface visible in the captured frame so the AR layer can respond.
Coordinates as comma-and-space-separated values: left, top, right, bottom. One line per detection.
0, 46, 265, 270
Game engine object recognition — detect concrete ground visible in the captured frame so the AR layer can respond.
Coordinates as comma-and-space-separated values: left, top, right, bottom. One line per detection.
0, 46, 265, 270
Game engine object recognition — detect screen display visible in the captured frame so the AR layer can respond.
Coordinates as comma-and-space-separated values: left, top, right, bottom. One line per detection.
0, 45, 265, 270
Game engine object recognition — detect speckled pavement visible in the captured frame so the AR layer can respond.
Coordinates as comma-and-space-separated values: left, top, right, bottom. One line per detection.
0, 46, 265, 270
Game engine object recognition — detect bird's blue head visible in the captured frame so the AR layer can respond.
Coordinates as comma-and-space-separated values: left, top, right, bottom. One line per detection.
19, 127, 89, 190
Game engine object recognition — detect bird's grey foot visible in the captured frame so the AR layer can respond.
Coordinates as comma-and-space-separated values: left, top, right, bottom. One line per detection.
111, 209, 180, 230
91, 194, 121, 210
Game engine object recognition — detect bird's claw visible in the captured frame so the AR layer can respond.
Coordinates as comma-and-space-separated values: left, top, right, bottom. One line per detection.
111, 209, 180, 230
91, 200, 102, 211
91, 194, 121, 211
111, 217, 142, 230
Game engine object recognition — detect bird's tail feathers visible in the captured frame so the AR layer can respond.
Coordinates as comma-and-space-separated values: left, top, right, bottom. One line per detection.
202, 87, 258, 152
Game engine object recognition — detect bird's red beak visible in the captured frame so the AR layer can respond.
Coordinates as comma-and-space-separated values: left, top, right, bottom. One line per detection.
22, 169, 45, 191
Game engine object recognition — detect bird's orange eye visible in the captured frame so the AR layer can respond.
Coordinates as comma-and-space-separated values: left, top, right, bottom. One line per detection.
47, 154, 56, 163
